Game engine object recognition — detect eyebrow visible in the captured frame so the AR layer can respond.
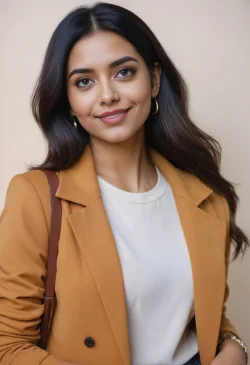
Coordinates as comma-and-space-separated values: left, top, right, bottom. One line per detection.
68, 56, 139, 79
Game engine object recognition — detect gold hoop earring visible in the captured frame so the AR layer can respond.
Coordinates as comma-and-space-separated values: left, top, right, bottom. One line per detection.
152, 97, 159, 115
71, 114, 78, 130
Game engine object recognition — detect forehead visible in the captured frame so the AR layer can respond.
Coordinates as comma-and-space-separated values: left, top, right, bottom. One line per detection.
67, 31, 142, 71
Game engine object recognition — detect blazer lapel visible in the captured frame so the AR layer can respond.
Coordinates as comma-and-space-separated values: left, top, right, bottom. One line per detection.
151, 150, 226, 365
56, 146, 130, 365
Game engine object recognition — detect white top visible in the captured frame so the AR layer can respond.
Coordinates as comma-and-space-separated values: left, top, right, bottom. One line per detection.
97, 168, 198, 365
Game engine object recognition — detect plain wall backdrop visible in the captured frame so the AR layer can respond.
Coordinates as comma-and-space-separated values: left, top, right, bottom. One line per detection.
0, 0, 249, 347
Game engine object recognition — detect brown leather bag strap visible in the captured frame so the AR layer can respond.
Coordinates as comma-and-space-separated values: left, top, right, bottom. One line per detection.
39, 170, 62, 350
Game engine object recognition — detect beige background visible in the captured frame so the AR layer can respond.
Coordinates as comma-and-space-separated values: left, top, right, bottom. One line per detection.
0, 0, 249, 347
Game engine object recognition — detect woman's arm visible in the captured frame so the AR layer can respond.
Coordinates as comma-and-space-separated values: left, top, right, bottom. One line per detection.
211, 337, 247, 365
0, 173, 62, 365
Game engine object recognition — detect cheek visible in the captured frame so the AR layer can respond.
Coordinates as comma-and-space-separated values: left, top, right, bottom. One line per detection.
129, 82, 152, 122
127, 74, 152, 107
67, 87, 94, 117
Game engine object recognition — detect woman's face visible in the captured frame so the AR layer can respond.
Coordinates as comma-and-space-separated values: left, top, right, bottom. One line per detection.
67, 30, 161, 144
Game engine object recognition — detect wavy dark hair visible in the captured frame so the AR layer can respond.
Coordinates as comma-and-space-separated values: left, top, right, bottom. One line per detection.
31, 2, 248, 258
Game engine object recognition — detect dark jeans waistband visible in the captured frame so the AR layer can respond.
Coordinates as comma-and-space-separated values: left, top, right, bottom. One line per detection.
183, 353, 200, 365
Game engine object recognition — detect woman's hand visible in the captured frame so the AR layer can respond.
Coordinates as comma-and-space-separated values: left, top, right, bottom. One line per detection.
211, 339, 247, 365
60, 361, 83, 365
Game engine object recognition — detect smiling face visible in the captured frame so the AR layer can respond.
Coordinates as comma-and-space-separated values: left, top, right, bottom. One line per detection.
67, 30, 161, 144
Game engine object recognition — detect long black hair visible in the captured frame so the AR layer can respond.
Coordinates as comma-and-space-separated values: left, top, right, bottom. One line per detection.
31, 2, 249, 258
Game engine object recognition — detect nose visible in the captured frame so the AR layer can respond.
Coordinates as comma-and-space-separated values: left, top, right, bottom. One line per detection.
99, 80, 120, 106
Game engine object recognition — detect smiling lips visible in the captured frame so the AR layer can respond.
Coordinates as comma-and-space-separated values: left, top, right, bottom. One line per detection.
97, 107, 131, 125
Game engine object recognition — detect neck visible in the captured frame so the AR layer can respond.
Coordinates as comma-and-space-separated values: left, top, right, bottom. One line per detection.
90, 129, 157, 192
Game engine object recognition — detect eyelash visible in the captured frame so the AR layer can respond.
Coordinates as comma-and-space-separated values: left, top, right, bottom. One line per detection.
74, 67, 137, 89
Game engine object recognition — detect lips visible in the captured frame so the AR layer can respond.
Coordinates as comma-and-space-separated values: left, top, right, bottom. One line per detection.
96, 107, 132, 125
97, 108, 131, 118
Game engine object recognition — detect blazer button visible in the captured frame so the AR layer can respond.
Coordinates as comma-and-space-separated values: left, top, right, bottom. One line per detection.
84, 337, 95, 348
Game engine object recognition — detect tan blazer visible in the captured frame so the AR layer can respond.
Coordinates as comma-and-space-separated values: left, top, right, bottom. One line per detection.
0, 146, 237, 365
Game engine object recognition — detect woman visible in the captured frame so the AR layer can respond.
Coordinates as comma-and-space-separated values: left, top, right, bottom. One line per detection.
0, 3, 248, 365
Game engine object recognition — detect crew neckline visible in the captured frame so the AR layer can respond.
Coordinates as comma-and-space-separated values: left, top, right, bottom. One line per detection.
97, 167, 168, 204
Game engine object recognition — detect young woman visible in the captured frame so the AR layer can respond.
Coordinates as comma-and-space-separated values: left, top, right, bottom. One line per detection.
0, 3, 248, 365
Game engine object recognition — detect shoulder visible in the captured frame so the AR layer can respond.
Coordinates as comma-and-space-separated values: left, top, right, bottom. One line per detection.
6, 170, 50, 205
180, 169, 229, 227
152, 149, 230, 226
3, 170, 51, 229
0, 170, 52, 293
180, 169, 229, 223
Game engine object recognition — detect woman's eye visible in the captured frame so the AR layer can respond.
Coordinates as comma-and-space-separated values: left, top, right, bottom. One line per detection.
75, 78, 93, 88
116, 68, 136, 78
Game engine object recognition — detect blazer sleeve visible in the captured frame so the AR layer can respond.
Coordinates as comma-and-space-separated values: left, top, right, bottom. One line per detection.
219, 197, 239, 336
0, 174, 62, 365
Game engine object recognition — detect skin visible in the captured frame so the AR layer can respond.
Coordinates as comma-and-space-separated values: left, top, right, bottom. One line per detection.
211, 337, 247, 365
67, 30, 160, 193
62, 31, 246, 365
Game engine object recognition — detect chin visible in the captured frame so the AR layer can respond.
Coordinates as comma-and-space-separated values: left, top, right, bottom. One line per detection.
94, 126, 143, 144
99, 134, 134, 144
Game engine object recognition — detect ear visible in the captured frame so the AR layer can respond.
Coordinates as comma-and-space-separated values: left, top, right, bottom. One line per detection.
151, 62, 161, 98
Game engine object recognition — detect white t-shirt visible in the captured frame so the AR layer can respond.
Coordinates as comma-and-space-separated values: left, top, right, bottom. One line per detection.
97, 167, 198, 365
